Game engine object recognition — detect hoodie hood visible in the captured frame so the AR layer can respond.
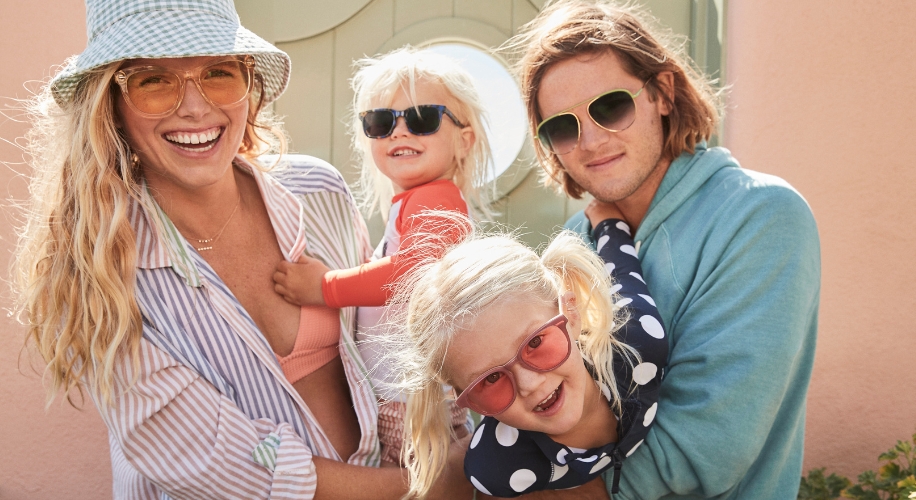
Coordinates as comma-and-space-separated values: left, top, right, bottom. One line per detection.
634, 143, 740, 244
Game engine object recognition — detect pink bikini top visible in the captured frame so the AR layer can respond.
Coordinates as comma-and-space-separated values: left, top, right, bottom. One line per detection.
277, 305, 341, 385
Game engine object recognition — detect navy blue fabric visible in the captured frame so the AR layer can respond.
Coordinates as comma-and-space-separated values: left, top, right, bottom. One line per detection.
464, 219, 669, 497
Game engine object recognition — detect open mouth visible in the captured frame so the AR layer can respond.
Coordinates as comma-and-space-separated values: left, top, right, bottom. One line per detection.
533, 383, 562, 412
391, 147, 420, 157
164, 127, 222, 152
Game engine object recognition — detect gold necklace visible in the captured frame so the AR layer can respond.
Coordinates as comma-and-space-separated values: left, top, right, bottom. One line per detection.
193, 192, 242, 252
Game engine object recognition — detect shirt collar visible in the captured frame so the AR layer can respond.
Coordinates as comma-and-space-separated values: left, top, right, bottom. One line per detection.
131, 156, 307, 287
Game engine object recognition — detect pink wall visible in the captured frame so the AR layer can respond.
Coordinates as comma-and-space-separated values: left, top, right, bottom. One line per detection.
726, 0, 916, 479
0, 1, 112, 499
2, 0, 914, 497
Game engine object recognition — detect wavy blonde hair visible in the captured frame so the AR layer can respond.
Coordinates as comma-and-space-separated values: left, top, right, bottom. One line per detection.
12, 59, 284, 406
385, 224, 637, 498
504, 0, 721, 199
349, 46, 494, 220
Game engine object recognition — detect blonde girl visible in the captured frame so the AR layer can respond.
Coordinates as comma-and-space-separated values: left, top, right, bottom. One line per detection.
392, 214, 668, 498
273, 46, 494, 463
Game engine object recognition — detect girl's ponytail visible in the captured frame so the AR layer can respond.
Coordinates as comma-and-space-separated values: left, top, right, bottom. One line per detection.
540, 231, 638, 414
403, 379, 453, 499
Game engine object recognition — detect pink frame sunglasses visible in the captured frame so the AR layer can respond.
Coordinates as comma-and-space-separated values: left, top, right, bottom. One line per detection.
455, 314, 572, 416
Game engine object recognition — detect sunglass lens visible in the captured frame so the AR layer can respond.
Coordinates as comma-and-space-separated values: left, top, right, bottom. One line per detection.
538, 114, 579, 155
125, 70, 182, 115
362, 110, 396, 138
406, 106, 443, 135
199, 60, 252, 106
466, 371, 515, 415
521, 324, 570, 370
589, 90, 637, 132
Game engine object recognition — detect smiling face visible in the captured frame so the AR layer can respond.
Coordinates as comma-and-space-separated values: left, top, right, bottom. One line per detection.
537, 50, 671, 209
444, 294, 598, 441
368, 78, 474, 193
115, 56, 250, 195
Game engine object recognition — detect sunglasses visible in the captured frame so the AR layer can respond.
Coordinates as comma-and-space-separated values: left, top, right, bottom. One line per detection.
360, 105, 466, 139
454, 314, 572, 416
536, 84, 646, 155
114, 56, 255, 117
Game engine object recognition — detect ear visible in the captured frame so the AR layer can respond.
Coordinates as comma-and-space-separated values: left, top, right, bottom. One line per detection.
559, 291, 582, 340
455, 124, 475, 163
654, 71, 675, 116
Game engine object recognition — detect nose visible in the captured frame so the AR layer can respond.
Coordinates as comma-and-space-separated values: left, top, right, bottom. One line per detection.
577, 108, 611, 153
174, 77, 213, 118
512, 365, 547, 399
389, 114, 411, 139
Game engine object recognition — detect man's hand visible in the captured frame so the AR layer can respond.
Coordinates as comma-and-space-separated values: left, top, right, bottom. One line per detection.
478, 475, 610, 500
427, 433, 474, 500
273, 256, 330, 306
584, 199, 626, 228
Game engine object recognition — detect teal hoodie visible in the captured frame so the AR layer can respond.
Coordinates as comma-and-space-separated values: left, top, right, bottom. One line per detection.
566, 145, 820, 499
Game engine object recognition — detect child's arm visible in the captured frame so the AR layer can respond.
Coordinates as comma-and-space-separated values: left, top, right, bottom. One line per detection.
586, 201, 668, 460
274, 182, 469, 308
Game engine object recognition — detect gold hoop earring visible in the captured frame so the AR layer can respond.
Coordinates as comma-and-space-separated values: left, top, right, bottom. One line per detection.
130, 153, 140, 169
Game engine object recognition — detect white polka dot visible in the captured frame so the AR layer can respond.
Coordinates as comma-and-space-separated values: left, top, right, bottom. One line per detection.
596, 235, 610, 253
550, 464, 569, 482
638, 293, 656, 307
568, 446, 587, 454
626, 439, 644, 457
620, 244, 638, 257
639, 315, 665, 339
633, 362, 658, 385
644, 402, 658, 426
495, 422, 519, 447
589, 455, 613, 474
509, 469, 537, 492
615, 297, 633, 308
605, 262, 616, 275
470, 423, 485, 449
630, 272, 645, 284
576, 454, 598, 463
616, 221, 631, 235
470, 476, 492, 495
556, 448, 569, 465
610, 283, 623, 294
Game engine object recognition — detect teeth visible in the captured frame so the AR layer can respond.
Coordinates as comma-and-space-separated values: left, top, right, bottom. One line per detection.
393, 149, 419, 156
165, 128, 221, 145
534, 387, 560, 412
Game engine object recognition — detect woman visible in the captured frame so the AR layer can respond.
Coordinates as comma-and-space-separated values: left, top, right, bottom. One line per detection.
12, 0, 469, 498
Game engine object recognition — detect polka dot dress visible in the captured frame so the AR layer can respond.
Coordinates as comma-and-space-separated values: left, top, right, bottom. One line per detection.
464, 219, 669, 497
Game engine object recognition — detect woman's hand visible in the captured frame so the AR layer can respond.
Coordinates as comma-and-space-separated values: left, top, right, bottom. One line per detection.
273, 256, 330, 306
584, 199, 626, 228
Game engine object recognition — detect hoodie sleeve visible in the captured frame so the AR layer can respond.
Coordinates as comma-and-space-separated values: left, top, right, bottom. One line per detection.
609, 184, 820, 499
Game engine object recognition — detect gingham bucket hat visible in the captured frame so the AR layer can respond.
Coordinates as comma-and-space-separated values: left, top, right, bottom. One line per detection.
50, 0, 290, 106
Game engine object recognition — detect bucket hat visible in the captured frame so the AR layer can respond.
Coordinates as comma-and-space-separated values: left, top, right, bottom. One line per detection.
50, 0, 291, 106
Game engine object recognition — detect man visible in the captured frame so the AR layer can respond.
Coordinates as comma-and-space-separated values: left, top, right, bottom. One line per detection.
511, 1, 821, 498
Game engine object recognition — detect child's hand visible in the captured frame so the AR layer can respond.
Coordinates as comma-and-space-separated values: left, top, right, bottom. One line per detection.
585, 199, 626, 228
273, 256, 331, 306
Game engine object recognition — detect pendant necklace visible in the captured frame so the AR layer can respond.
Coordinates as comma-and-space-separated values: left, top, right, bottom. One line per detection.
193, 191, 242, 252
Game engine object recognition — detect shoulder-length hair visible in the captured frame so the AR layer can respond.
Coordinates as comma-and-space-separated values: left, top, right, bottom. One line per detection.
507, 0, 721, 199
12, 58, 285, 406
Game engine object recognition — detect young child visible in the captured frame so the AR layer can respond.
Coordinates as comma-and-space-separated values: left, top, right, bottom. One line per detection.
272, 47, 493, 464
389, 216, 668, 498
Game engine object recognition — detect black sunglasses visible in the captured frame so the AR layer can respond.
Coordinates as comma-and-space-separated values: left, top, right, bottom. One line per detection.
536, 84, 646, 155
360, 104, 466, 139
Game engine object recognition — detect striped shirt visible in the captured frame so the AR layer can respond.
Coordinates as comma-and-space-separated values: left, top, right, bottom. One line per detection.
93, 155, 379, 499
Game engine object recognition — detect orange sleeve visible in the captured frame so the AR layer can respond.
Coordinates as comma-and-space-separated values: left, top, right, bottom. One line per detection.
321, 181, 470, 308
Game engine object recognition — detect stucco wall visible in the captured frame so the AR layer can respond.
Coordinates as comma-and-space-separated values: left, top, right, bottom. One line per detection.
0, 3, 112, 500
1, 0, 914, 498
726, 0, 916, 479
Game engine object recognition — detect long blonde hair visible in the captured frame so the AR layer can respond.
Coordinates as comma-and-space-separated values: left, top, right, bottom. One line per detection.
349, 46, 494, 220
389, 227, 637, 498
503, 0, 721, 199
12, 60, 284, 406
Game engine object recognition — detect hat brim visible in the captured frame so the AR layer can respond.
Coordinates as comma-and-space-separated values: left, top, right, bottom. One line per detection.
51, 10, 290, 106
